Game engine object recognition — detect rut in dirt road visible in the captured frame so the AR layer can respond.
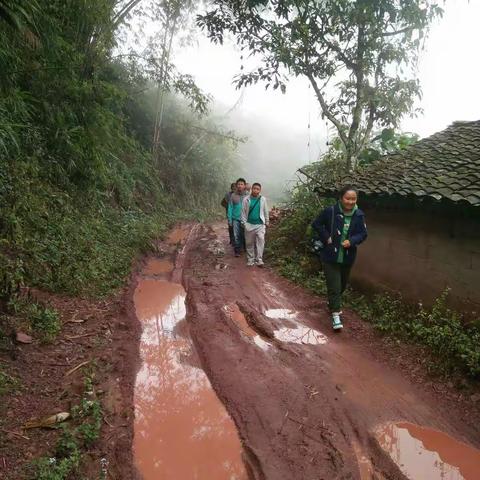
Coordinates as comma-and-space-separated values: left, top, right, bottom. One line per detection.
130, 223, 480, 480
133, 227, 247, 480
176, 223, 480, 480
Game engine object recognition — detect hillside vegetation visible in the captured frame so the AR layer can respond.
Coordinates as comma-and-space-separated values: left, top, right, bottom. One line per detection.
0, 1, 236, 300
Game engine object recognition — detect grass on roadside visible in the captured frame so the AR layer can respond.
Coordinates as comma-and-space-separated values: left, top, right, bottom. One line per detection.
30, 374, 104, 480
268, 244, 480, 380
0, 364, 19, 396
7, 296, 60, 343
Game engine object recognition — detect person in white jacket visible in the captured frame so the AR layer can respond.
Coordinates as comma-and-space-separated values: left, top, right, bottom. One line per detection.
241, 183, 269, 267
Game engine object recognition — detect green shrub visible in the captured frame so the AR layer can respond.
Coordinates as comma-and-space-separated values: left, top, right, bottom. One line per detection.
31, 377, 103, 480
30, 305, 61, 343
0, 365, 18, 396
0, 2, 237, 303
270, 213, 480, 379
33, 453, 80, 480
358, 290, 480, 377
7, 296, 60, 343
72, 396, 102, 448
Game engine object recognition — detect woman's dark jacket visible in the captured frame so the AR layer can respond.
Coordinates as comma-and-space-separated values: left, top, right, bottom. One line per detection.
311, 204, 367, 266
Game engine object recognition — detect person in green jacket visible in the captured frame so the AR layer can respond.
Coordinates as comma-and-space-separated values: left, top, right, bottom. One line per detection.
228, 178, 248, 256
311, 186, 368, 330
241, 183, 269, 267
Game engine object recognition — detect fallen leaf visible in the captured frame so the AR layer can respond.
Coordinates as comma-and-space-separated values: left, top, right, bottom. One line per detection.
64, 360, 91, 377
65, 318, 85, 324
24, 412, 71, 429
65, 332, 96, 340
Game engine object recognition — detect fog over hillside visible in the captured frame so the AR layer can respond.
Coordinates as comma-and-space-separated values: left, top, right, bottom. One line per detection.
222, 108, 325, 203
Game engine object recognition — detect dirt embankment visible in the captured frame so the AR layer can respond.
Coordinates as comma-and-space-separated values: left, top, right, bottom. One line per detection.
0, 265, 142, 479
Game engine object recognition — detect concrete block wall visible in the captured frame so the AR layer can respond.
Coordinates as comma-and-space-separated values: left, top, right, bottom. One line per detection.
351, 208, 480, 314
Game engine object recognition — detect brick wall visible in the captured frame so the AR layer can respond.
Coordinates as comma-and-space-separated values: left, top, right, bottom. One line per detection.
351, 208, 480, 314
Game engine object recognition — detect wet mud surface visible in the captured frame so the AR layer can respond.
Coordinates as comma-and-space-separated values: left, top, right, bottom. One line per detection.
133, 230, 247, 479
0, 280, 141, 479
3, 222, 480, 479
175, 222, 480, 480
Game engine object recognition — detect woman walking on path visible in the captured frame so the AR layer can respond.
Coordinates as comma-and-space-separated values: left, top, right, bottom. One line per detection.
311, 186, 367, 330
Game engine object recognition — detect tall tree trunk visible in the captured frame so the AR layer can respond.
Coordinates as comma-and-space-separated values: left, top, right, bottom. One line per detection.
152, 7, 179, 155
346, 18, 366, 172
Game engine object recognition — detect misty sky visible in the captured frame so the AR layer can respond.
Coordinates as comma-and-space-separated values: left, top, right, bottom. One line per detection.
176, 1, 480, 144
172, 1, 480, 195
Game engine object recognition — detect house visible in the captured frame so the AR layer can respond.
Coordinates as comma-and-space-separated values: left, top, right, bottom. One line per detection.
318, 120, 480, 314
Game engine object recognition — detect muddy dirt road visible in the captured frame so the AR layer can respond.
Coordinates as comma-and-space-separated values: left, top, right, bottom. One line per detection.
132, 223, 480, 480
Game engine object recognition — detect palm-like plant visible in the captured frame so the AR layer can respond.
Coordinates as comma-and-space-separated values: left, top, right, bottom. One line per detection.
0, 0, 39, 43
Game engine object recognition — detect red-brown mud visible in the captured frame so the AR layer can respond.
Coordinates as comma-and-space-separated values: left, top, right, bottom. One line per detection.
177, 222, 480, 480
132, 232, 247, 479
4, 221, 480, 479
142, 258, 175, 276
0, 282, 141, 479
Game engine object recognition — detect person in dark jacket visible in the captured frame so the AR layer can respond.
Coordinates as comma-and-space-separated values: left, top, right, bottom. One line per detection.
221, 182, 236, 244
311, 186, 367, 330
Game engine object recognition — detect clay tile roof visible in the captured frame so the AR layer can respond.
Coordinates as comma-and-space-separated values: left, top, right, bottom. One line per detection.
338, 120, 480, 207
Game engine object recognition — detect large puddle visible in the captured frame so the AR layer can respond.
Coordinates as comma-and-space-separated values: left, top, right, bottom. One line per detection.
226, 304, 270, 350
376, 422, 480, 480
264, 308, 298, 320
134, 268, 247, 479
265, 309, 328, 345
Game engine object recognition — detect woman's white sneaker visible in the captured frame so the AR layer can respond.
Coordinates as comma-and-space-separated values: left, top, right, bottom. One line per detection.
332, 312, 343, 331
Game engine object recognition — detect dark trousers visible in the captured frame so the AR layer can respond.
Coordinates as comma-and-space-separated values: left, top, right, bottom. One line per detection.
232, 219, 245, 254
225, 207, 234, 244
323, 261, 352, 312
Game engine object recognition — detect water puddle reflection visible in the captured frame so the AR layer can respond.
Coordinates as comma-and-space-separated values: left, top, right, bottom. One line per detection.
265, 309, 327, 345
264, 308, 298, 320
273, 325, 327, 345
376, 422, 480, 480
225, 305, 270, 351
134, 276, 247, 479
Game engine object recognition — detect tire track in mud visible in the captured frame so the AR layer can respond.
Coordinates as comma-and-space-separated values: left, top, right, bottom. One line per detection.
132, 225, 247, 480
178, 223, 480, 480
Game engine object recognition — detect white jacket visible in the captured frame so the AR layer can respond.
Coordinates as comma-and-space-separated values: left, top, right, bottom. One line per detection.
241, 195, 269, 226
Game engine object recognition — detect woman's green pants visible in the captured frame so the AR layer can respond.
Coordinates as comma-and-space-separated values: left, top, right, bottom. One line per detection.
322, 261, 352, 312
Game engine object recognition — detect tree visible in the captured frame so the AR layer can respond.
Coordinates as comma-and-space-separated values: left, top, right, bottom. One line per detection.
358, 127, 418, 164
198, 0, 443, 170
0, 0, 37, 31
0, 0, 39, 46
116, 0, 210, 152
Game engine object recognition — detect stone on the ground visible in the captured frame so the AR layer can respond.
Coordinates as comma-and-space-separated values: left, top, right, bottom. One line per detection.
16, 332, 33, 344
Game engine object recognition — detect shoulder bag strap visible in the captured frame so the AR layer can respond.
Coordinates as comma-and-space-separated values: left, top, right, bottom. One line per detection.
330, 206, 335, 237
249, 197, 261, 214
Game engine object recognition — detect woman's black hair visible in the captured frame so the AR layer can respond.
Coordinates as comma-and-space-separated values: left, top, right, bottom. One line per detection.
338, 185, 358, 199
